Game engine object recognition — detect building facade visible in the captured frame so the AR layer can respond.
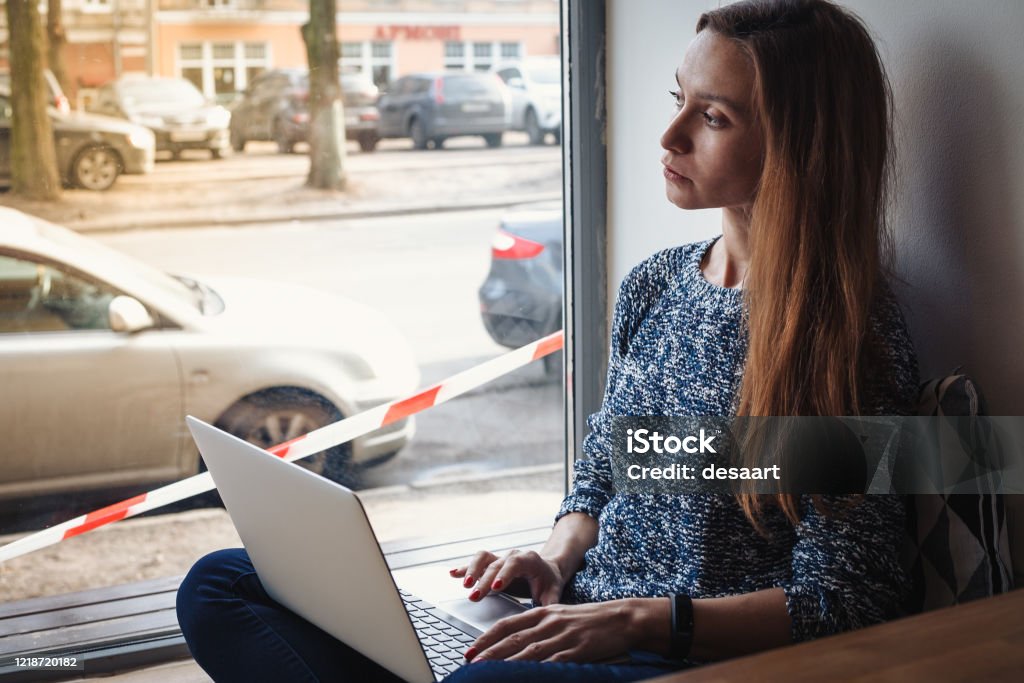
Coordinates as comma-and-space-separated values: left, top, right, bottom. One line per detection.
1, 0, 559, 106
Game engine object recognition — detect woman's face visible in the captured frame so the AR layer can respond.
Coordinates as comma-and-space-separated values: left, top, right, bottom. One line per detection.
661, 31, 764, 212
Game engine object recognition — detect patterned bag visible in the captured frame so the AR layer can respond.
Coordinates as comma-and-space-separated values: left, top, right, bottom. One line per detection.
901, 370, 1014, 611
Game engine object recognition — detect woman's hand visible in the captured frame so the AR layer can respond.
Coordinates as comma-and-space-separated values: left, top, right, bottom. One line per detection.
450, 549, 566, 606
465, 600, 644, 664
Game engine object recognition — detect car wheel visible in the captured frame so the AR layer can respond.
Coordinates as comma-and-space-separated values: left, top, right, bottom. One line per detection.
274, 122, 295, 154
483, 133, 503, 148
409, 118, 428, 150
230, 129, 247, 152
357, 132, 379, 152
525, 109, 544, 146
211, 147, 226, 160
543, 350, 564, 379
217, 393, 357, 487
431, 137, 446, 150
71, 146, 122, 191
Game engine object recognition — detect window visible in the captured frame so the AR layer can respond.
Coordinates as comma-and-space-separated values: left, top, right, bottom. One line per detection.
0, 254, 119, 334
444, 41, 523, 71
177, 41, 271, 102
81, 0, 112, 11
1, 2, 567, 675
340, 41, 394, 88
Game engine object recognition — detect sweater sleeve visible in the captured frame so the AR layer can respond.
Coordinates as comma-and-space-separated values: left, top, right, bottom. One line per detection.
780, 494, 908, 641
555, 256, 660, 523
782, 278, 920, 641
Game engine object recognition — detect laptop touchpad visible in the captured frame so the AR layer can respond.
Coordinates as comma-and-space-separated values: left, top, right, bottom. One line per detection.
434, 594, 529, 633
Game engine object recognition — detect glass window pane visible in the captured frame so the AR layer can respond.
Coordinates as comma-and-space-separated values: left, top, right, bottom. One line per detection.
245, 66, 266, 87
2, 6, 565, 650
179, 43, 202, 62
0, 255, 118, 333
180, 67, 203, 92
213, 66, 236, 96
212, 43, 234, 61
244, 43, 266, 60
501, 42, 521, 58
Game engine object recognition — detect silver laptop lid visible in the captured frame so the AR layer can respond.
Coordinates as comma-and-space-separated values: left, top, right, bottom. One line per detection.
185, 416, 434, 683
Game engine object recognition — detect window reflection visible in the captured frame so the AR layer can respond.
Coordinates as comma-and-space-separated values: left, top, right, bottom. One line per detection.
0, 0, 564, 606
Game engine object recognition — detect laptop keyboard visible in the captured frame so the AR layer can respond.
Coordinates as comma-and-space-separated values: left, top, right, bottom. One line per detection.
398, 588, 478, 680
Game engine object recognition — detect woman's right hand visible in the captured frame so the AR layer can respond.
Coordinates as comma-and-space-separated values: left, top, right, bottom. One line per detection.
450, 549, 566, 606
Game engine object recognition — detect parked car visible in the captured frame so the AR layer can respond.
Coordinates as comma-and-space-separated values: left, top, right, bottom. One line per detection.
0, 68, 71, 114
0, 87, 154, 191
87, 76, 231, 159
0, 209, 420, 500
229, 69, 381, 153
478, 201, 563, 372
377, 72, 509, 150
492, 57, 562, 145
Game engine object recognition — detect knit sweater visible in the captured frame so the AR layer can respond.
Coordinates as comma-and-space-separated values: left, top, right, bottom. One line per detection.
555, 235, 921, 644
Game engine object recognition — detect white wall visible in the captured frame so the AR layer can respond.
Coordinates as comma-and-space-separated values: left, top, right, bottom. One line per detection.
606, 0, 1024, 415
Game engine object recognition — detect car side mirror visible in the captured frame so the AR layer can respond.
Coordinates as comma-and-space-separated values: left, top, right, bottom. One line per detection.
507, 77, 526, 89
109, 295, 155, 333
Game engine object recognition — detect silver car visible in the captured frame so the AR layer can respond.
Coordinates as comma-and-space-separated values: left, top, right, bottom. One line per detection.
492, 57, 562, 145
89, 76, 232, 160
0, 209, 419, 500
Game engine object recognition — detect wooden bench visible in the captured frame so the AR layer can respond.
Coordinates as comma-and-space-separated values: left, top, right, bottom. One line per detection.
0, 524, 550, 681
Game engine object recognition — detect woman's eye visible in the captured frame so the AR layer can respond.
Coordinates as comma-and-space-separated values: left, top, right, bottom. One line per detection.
702, 112, 724, 129
669, 89, 684, 109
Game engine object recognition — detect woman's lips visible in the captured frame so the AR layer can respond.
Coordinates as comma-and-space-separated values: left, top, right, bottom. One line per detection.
663, 165, 689, 184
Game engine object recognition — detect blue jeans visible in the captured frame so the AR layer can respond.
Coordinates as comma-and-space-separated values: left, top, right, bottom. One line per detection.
176, 548, 687, 682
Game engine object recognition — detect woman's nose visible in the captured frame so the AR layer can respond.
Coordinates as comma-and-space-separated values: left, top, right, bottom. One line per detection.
660, 110, 693, 153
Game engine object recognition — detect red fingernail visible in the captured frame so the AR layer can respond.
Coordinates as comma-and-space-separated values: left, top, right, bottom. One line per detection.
469, 590, 481, 601
491, 579, 503, 590
449, 568, 459, 576
465, 647, 477, 661
463, 575, 474, 588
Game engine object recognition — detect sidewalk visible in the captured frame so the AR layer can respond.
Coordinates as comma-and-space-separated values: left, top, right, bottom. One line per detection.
0, 138, 562, 233
0, 465, 562, 603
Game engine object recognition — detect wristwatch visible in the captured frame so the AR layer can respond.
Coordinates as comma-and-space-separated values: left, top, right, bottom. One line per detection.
667, 592, 695, 660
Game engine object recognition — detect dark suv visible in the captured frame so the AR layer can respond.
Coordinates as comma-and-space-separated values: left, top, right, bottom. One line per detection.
229, 69, 381, 153
377, 72, 509, 150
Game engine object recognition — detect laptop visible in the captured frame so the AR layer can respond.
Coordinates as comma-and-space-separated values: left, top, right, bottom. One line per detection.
185, 416, 529, 683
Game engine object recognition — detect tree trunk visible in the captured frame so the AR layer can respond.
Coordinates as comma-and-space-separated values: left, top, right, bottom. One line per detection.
6, 0, 62, 200
301, 0, 347, 190
47, 0, 69, 97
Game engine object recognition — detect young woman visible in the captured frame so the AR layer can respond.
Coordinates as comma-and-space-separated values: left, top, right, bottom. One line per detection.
176, 1, 921, 681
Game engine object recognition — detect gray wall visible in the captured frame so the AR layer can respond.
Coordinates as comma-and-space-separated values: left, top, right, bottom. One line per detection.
605, 0, 1024, 415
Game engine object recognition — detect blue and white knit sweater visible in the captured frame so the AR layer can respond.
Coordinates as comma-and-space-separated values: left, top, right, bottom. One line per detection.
556, 235, 921, 643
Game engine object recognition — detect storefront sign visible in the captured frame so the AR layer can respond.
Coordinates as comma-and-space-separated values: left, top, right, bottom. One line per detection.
373, 25, 460, 41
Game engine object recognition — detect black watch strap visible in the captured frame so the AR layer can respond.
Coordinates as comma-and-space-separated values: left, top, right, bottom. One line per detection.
667, 592, 695, 660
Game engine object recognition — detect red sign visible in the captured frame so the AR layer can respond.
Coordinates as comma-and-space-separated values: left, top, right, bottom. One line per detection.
373, 25, 461, 41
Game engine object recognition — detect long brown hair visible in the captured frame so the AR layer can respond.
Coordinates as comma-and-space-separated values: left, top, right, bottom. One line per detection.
697, 0, 897, 523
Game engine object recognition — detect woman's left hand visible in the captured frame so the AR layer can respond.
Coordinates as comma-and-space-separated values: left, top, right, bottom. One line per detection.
466, 600, 642, 664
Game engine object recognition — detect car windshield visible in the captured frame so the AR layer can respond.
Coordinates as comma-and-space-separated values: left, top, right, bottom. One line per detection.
119, 79, 205, 108
527, 63, 561, 85
444, 74, 501, 96
35, 221, 208, 313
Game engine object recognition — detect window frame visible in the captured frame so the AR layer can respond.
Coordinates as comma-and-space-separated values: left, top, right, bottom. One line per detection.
176, 40, 273, 100
0, 0, 609, 668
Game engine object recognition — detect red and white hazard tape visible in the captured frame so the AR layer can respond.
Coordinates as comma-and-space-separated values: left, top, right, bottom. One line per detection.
0, 330, 564, 564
